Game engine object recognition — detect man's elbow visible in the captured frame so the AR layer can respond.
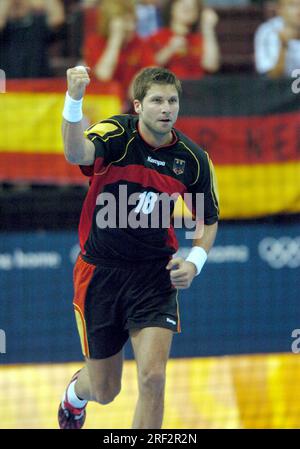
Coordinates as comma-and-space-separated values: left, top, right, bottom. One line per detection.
64, 149, 94, 166
64, 149, 81, 165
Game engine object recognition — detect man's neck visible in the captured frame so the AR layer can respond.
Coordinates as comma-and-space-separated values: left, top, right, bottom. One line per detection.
138, 121, 173, 148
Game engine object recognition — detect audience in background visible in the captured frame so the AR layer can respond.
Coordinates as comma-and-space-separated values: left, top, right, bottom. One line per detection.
0, 0, 65, 78
147, 0, 220, 79
136, 0, 162, 38
5, 0, 297, 82
254, 0, 300, 77
83, 0, 155, 101
205, 0, 250, 6
80, 0, 99, 6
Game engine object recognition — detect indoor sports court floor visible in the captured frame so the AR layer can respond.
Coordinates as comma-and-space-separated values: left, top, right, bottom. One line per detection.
1, 353, 300, 429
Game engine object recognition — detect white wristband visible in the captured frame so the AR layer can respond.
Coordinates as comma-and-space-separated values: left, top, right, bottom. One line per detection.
63, 91, 83, 122
186, 246, 207, 276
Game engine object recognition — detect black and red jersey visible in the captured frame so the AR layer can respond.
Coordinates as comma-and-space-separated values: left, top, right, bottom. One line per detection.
78, 114, 219, 263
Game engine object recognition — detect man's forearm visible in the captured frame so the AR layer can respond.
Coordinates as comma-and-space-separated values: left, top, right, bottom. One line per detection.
183, 221, 218, 278
192, 221, 218, 253
62, 119, 92, 165
62, 67, 94, 165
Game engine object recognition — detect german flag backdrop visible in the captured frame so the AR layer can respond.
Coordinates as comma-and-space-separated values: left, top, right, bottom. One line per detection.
177, 76, 300, 219
0, 79, 122, 184
1, 76, 300, 219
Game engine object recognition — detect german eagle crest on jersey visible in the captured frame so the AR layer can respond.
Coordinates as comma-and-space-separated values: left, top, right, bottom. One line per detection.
173, 158, 185, 175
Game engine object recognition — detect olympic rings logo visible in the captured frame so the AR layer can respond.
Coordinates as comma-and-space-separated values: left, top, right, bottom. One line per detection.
258, 237, 300, 269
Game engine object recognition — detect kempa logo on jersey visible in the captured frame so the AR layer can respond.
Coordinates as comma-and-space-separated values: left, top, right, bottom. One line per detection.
258, 237, 300, 269
95, 185, 204, 239
147, 156, 166, 167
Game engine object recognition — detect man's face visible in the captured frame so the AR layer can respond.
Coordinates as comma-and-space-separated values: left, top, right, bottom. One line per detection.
280, 0, 300, 29
134, 84, 180, 136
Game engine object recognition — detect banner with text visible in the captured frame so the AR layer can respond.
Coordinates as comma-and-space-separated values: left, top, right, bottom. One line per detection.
0, 223, 299, 364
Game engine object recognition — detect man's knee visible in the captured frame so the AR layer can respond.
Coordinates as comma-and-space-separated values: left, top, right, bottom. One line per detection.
91, 382, 121, 405
138, 368, 166, 396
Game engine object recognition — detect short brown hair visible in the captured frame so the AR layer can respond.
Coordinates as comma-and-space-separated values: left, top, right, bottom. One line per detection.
133, 67, 182, 102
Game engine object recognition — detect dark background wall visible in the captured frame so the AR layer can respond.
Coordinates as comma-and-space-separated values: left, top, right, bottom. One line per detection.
0, 222, 299, 364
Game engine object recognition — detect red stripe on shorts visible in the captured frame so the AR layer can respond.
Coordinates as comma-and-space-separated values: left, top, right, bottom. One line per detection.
73, 255, 96, 358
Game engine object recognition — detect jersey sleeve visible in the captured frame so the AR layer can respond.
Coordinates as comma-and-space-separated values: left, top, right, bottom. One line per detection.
188, 151, 220, 225
80, 118, 125, 177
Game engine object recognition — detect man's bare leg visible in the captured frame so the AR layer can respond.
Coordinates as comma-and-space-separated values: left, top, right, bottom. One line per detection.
75, 350, 124, 404
130, 327, 173, 429
59, 349, 124, 428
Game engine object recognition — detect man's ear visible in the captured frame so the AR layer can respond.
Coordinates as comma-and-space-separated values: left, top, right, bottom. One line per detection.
133, 99, 142, 114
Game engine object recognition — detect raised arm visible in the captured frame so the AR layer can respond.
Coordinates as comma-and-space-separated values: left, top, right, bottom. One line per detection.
62, 66, 95, 165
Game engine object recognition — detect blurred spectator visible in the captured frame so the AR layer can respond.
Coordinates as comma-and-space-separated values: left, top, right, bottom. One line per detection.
254, 0, 300, 77
0, 0, 65, 78
80, 0, 99, 6
83, 0, 155, 99
136, 0, 162, 38
147, 0, 220, 79
205, 0, 250, 5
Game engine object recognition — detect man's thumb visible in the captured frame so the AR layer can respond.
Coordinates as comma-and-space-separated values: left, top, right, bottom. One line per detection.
166, 258, 181, 270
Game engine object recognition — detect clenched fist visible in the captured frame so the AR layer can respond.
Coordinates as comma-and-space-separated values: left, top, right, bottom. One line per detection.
166, 257, 197, 289
67, 66, 90, 101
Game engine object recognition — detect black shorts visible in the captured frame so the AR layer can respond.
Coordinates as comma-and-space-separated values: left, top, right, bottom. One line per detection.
73, 254, 181, 359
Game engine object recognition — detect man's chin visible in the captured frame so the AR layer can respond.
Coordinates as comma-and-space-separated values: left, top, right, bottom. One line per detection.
157, 122, 173, 132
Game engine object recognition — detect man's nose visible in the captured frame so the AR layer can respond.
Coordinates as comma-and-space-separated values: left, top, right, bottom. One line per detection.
161, 101, 171, 114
